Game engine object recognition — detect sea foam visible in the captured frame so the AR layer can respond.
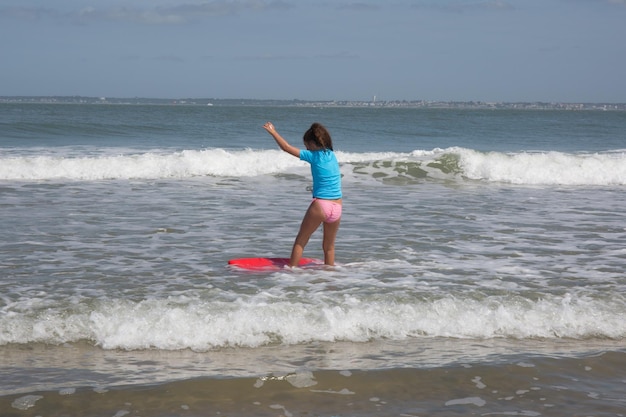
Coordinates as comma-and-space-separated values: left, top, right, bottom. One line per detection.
1, 289, 624, 350
1, 147, 625, 185
0, 149, 302, 181
456, 148, 626, 185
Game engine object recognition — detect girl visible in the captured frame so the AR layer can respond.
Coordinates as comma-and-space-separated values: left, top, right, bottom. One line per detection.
263, 122, 342, 267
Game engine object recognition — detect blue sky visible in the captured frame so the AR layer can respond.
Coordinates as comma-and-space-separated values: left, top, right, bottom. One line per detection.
1, 0, 625, 102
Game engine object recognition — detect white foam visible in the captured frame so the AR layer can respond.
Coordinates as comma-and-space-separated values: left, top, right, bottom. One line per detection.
11, 395, 43, 410
0, 149, 308, 181
2, 147, 624, 185
1, 290, 624, 350
457, 148, 626, 185
445, 397, 486, 407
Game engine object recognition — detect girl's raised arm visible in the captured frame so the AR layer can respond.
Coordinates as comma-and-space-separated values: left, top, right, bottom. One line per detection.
263, 122, 300, 157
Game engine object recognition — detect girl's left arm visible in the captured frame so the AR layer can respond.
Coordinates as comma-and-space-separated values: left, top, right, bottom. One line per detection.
263, 122, 300, 157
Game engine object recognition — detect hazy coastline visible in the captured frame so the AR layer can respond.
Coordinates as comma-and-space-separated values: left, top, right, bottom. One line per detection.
2, 95, 625, 111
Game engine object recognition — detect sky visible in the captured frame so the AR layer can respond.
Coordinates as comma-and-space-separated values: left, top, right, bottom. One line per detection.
1, 0, 625, 102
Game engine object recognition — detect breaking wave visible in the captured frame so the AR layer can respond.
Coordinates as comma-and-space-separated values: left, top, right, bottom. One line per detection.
1, 147, 625, 185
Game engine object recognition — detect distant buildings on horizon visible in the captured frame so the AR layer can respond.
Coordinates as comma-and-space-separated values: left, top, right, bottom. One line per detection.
1, 96, 624, 111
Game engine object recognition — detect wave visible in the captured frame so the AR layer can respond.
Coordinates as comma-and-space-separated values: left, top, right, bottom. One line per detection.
348, 148, 626, 186
1, 147, 625, 185
1, 291, 624, 350
0, 149, 297, 181
456, 148, 626, 185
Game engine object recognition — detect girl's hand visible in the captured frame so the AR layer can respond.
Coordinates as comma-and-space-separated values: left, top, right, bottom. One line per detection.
263, 122, 300, 157
263, 122, 275, 133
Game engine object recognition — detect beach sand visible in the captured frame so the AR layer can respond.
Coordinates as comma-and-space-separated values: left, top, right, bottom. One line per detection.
3, 340, 625, 416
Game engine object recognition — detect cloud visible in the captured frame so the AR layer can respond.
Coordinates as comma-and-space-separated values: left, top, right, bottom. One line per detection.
71, 6, 187, 25
558, 0, 626, 8
153, 55, 185, 62
336, 3, 381, 12
119, 55, 142, 61
316, 51, 360, 60
75, 1, 289, 25
0, 6, 59, 20
235, 53, 306, 61
1, 1, 294, 25
168, 0, 293, 17
411, 0, 515, 13
235, 50, 359, 61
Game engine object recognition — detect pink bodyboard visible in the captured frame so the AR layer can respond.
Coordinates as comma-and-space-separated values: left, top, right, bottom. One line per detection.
228, 257, 323, 271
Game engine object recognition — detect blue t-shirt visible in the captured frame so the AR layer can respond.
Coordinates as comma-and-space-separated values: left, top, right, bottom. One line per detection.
299, 149, 342, 199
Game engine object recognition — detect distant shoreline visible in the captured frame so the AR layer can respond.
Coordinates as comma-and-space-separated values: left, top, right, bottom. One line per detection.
1, 96, 624, 111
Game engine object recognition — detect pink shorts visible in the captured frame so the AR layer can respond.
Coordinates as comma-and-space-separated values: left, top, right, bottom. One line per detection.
313, 198, 342, 223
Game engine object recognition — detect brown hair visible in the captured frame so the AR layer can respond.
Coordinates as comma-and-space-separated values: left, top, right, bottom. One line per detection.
303, 122, 333, 151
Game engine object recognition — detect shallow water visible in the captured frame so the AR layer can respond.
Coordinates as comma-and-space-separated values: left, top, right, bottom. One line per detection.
1, 103, 625, 416
2, 341, 625, 416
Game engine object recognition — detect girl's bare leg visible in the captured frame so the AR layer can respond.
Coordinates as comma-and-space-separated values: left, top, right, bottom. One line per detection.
322, 219, 340, 265
289, 201, 324, 267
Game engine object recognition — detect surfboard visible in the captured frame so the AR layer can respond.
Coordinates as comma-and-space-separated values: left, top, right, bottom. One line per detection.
228, 257, 323, 271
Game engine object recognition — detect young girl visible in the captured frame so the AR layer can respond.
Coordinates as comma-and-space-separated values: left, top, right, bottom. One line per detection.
263, 122, 342, 267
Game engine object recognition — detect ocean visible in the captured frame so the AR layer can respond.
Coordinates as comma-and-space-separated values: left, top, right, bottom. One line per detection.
1, 102, 625, 416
